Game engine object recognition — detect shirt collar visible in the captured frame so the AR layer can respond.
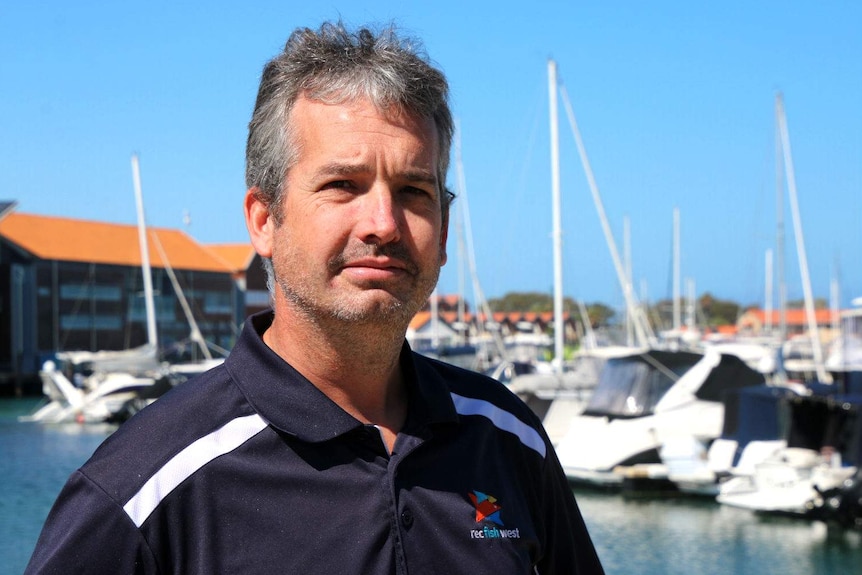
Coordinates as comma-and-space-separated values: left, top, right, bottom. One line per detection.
224, 310, 458, 443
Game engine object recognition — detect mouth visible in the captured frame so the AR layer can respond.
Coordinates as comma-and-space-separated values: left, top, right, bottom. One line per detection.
330, 245, 419, 280
339, 257, 413, 282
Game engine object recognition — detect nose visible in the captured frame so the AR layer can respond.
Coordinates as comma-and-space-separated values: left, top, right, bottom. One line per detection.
356, 185, 402, 246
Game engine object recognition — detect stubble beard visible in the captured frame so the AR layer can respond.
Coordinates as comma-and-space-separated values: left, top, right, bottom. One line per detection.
273, 241, 443, 331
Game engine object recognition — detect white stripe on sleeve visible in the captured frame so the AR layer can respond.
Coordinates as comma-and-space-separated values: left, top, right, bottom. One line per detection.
123, 414, 269, 527
450, 392, 546, 458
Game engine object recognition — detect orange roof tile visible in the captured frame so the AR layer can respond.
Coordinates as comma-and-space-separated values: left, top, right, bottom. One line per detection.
409, 311, 431, 330
743, 308, 838, 326
0, 213, 232, 273
440, 311, 460, 324
206, 243, 257, 273
715, 325, 738, 334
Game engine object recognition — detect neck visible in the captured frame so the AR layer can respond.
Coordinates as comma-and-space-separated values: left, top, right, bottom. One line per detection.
263, 309, 409, 446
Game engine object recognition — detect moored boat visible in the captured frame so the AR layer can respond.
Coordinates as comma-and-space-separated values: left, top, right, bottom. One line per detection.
716, 389, 862, 517
555, 348, 765, 490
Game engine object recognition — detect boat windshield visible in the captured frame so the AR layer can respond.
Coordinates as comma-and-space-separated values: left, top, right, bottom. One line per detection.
583, 354, 698, 418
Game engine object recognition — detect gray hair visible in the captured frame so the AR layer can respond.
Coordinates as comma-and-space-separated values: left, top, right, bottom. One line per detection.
245, 21, 455, 223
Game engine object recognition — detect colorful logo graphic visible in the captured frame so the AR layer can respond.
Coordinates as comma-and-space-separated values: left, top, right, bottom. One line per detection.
469, 490, 503, 525
468, 490, 521, 540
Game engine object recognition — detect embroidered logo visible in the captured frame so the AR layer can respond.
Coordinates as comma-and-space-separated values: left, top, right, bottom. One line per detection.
470, 491, 503, 524
468, 490, 521, 540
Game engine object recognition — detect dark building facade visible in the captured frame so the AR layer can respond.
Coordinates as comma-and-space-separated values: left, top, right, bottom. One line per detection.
0, 208, 251, 394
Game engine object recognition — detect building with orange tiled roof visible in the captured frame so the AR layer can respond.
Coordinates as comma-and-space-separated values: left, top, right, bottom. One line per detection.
408, 294, 578, 368
0, 212, 233, 272
203, 244, 271, 315
736, 308, 839, 338
0, 208, 258, 390
417, 295, 577, 341
207, 244, 259, 279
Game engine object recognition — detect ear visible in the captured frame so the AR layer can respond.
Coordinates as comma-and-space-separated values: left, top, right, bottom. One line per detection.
438, 209, 449, 266
244, 188, 274, 258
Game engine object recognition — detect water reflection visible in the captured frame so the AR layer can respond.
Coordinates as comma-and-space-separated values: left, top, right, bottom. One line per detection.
574, 489, 861, 575
1, 406, 115, 574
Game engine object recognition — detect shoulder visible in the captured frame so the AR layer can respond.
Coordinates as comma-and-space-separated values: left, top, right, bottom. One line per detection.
80, 363, 257, 504
414, 354, 539, 419
412, 353, 549, 457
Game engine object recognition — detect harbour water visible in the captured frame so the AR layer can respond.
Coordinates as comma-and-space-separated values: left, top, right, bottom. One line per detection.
2, 398, 860, 574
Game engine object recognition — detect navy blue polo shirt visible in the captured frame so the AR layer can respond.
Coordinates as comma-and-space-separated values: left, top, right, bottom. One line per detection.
26, 311, 604, 574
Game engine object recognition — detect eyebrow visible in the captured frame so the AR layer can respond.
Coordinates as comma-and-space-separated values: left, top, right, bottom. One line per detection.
314, 162, 438, 188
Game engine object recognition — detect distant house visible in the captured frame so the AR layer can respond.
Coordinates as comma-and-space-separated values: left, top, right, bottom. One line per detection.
407, 310, 461, 351
0, 207, 259, 389
407, 294, 575, 356
737, 308, 839, 338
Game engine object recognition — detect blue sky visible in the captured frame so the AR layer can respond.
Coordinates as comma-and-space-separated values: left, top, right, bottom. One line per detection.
2, 1, 860, 313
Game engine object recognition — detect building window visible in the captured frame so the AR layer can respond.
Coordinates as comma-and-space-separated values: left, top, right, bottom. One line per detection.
246, 290, 271, 308
59, 284, 122, 302
60, 314, 123, 330
203, 291, 233, 314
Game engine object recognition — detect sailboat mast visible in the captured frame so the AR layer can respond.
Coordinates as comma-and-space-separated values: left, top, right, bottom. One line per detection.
673, 207, 681, 332
455, 173, 467, 340
558, 82, 653, 347
431, 288, 439, 349
776, 93, 830, 383
548, 59, 565, 372
454, 123, 506, 361
765, 249, 774, 332
131, 154, 158, 349
831, 273, 840, 334
624, 216, 634, 347
775, 105, 787, 341
150, 234, 213, 361
686, 278, 696, 331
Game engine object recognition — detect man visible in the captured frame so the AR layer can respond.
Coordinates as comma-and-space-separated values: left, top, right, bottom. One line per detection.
25, 22, 604, 574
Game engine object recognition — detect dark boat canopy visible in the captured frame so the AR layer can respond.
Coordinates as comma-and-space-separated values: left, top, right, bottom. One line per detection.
787, 392, 862, 466
583, 350, 703, 419
695, 353, 766, 402
584, 349, 765, 420
720, 385, 797, 442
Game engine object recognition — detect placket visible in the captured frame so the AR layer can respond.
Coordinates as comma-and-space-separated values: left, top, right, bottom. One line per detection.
385, 429, 428, 575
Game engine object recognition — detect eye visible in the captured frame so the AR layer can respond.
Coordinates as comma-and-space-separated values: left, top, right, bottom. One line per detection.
321, 180, 354, 191
402, 185, 435, 199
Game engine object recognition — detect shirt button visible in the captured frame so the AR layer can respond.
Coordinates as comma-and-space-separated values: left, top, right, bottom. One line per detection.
400, 508, 414, 529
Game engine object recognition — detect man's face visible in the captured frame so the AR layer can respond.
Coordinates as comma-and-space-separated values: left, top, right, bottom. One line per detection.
264, 95, 448, 327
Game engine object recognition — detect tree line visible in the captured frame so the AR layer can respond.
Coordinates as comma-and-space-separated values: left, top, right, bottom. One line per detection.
487, 291, 829, 329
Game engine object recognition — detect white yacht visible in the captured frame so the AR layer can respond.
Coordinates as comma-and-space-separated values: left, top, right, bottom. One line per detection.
508, 345, 637, 446
716, 389, 862, 517
555, 347, 765, 490
661, 383, 801, 496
